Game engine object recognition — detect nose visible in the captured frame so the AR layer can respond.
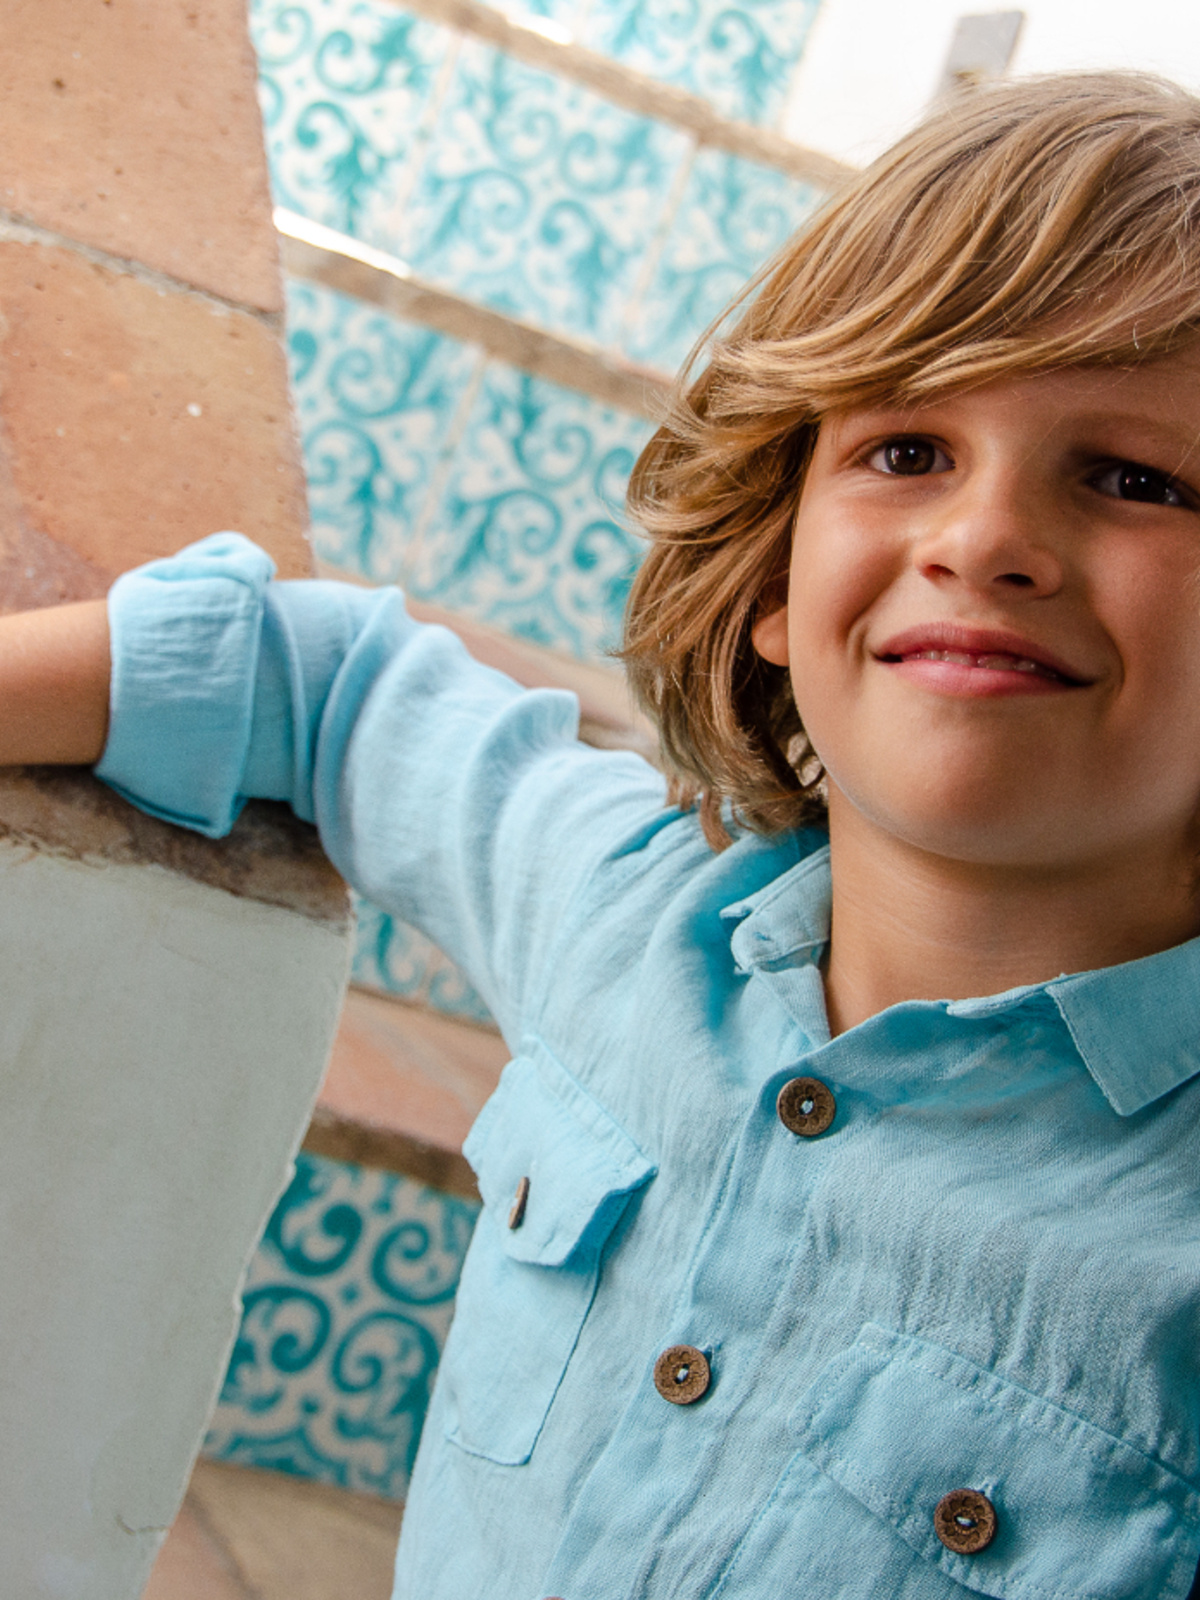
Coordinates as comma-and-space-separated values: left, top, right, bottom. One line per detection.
911, 477, 1065, 599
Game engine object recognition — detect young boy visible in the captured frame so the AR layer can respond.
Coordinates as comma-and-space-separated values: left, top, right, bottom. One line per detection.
6, 68, 1200, 1600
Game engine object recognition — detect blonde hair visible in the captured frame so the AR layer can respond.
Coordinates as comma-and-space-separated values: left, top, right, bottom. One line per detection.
623, 71, 1200, 847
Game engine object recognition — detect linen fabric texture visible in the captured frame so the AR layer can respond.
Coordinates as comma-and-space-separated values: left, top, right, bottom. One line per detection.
97, 534, 1200, 1600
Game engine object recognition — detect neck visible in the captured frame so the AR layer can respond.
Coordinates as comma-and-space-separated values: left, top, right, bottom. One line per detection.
822, 792, 1200, 1036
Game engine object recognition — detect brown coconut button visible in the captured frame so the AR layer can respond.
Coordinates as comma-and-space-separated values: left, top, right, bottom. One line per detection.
776, 1076, 836, 1137
507, 1175, 530, 1230
653, 1344, 711, 1405
934, 1489, 997, 1554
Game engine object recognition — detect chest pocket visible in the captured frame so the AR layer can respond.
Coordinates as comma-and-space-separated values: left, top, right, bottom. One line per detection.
439, 1038, 655, 1467
780, 1325, 1200, 1600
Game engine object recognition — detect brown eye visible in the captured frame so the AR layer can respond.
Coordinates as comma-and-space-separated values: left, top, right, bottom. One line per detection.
868, 438, 950, 476
1091, 462, 1188, 507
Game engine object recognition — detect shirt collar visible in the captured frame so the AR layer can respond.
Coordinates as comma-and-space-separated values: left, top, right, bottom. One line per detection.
1042, 943, 1200, 1116
721, 846, 831, 973
721, 842, 1200, 1117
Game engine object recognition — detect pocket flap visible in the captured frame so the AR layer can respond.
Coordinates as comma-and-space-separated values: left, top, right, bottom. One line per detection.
792, 1325, 1200, 1600
463, 1039, 655, 1267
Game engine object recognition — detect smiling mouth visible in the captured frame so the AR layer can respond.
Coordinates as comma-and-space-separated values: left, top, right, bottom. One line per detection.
881, 648, 1078, 684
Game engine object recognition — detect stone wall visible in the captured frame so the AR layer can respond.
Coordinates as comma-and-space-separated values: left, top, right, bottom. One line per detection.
0, 5, 353, 1596
0, 0, 311, 604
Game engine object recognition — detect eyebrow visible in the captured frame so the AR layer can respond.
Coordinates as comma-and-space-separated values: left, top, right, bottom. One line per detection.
1067, 411, 1200, 475
845, 402, 1200, 446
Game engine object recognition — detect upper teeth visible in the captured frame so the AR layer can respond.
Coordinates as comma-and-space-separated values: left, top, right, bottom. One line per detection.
908, 649, 1047, 675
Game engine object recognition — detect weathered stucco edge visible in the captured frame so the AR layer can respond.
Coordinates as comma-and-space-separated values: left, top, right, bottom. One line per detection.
0, 766, 351, 931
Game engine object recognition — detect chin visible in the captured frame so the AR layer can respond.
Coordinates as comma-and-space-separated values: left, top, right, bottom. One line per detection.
895, 815, 1088, 871
831, 770, 1098, 871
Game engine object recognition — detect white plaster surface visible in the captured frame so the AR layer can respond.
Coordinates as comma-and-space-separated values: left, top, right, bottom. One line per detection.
785, 0, 1200, 167
0, 840, 349, 1598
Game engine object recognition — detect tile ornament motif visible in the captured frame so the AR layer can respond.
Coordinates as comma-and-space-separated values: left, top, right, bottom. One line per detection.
579, 0, 823, 126
251, 0, 451, 247
625, 147, 823, 369
255, 0, 829, 363
401, 41, 691, 343
205, 1151, 479, 1501
253, 0, 823, 165
352, 893, 496, 1025
286, 280, 654, 659
287, 278, 480, 583
409, 360, 655, 658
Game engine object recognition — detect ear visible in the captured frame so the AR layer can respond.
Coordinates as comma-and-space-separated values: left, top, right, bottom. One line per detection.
750, 596, 790, 667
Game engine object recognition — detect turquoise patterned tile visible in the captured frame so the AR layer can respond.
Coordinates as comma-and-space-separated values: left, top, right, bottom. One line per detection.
204, 1152, 479, 1502
580, 0, 822, 125
251, 0, 451, 248
286, 279, 480, 582
625, 148, 823, 370
405, 363, 654, 659
398, 41, 691, 343
351, 896, 495, 1027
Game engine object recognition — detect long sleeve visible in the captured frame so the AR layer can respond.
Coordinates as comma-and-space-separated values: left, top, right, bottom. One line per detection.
95, 533, 670, 1040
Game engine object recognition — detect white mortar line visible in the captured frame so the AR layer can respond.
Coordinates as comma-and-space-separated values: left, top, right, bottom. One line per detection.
277, 209, 673, 418
0, 208, 286, 329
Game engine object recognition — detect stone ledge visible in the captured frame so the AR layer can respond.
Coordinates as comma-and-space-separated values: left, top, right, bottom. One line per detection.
0, 766, 350, 930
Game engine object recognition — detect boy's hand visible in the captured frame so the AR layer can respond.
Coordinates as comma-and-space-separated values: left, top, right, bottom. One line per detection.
0, 599, 110, 766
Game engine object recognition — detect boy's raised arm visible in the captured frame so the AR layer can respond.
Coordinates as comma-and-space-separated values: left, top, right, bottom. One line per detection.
0, 599, 111, 767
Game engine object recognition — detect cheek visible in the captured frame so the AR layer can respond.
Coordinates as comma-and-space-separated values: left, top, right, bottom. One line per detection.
784, 514, 896, 727
1099, 550, 1200, 709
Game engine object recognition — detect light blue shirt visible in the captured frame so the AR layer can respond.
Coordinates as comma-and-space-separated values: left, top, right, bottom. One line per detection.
97, 534, 1200, 1600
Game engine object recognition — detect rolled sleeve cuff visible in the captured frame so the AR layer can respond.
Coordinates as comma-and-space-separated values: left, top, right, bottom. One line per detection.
95, 532, 278, 838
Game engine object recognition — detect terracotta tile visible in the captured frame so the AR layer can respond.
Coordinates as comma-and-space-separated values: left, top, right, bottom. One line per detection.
184, 1459, 404, 1600
0, 0, 280, 311
320, 988, 508, 1151
0, 241, 312, 603
143, 1500, 251, 1600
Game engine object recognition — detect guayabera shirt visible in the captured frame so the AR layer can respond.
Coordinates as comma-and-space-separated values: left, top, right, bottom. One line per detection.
97, 533, 1200, 1600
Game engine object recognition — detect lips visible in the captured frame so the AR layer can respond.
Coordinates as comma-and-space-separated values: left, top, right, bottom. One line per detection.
874, 625, 1091, 686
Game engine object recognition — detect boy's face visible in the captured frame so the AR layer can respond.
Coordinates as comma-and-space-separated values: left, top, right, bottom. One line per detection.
752, 346, 1200, 875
